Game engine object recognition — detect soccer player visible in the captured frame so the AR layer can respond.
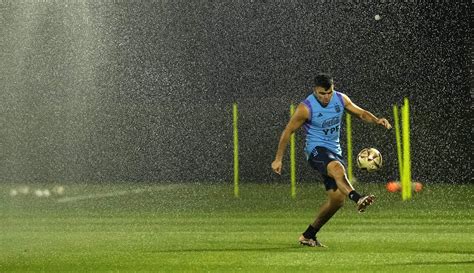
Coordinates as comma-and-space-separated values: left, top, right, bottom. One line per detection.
271, 73, 392, 247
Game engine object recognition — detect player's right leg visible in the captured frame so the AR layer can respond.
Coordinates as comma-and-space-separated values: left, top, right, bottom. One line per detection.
326, 161, 375, 212
326, 161, 354, 195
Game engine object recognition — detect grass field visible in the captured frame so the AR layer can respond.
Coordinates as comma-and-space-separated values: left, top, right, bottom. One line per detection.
1, 182, 473, 272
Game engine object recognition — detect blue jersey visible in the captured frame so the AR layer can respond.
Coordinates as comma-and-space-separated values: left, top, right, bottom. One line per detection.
302, 91, 345, 158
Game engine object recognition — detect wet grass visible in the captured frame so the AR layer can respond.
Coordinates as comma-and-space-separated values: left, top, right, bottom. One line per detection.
1, 182, 473, 272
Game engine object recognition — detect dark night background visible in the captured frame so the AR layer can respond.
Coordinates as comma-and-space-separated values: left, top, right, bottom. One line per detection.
0, 0, 471, 185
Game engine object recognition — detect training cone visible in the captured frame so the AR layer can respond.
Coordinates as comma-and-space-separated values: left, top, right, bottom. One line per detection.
386, 181, 423, 193
412, 182, 423, 193
386, 181, 401, 193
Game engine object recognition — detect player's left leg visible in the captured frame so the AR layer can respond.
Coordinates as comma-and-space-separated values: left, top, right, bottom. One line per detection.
310, 188, 346, 230
299, 183, 345, 247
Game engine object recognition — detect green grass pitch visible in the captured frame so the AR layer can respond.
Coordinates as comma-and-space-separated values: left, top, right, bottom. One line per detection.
1, 182, 473, 272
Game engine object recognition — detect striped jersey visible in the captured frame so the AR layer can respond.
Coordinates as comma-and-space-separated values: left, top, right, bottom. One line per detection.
302, 91, 345, 159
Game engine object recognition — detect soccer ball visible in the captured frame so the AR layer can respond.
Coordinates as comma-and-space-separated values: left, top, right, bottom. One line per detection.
357, 148, 383, 172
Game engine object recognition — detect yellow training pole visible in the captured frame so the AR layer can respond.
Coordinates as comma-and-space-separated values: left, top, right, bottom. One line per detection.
345, 113, 354, 183
401, 98, 412, 200
393, 105, 403, 181
290, 104, 296, 199
233, 103, 239, 198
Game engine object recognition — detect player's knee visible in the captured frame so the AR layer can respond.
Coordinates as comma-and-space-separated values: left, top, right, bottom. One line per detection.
328, 162, 345, 179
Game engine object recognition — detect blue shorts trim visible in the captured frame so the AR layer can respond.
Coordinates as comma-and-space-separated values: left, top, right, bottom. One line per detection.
307, 146, 346, 191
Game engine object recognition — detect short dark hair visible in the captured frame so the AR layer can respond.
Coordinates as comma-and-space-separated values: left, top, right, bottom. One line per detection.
314, 73, 334, 90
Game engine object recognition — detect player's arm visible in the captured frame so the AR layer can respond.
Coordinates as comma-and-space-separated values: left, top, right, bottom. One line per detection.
341, 94, 392, 129
271, 103, 309, 175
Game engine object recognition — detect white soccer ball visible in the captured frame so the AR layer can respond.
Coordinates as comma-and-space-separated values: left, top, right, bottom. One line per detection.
357, 148, 383, 172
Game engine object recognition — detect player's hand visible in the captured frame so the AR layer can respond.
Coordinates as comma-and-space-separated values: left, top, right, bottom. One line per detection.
271, 160, 282, 175
377, 118, 392, 129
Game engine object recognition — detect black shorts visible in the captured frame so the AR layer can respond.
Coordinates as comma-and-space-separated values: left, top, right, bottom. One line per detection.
307, 146, 347, 191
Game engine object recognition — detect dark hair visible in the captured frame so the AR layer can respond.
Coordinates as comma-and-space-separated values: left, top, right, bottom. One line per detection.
314, 73, 334, 90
